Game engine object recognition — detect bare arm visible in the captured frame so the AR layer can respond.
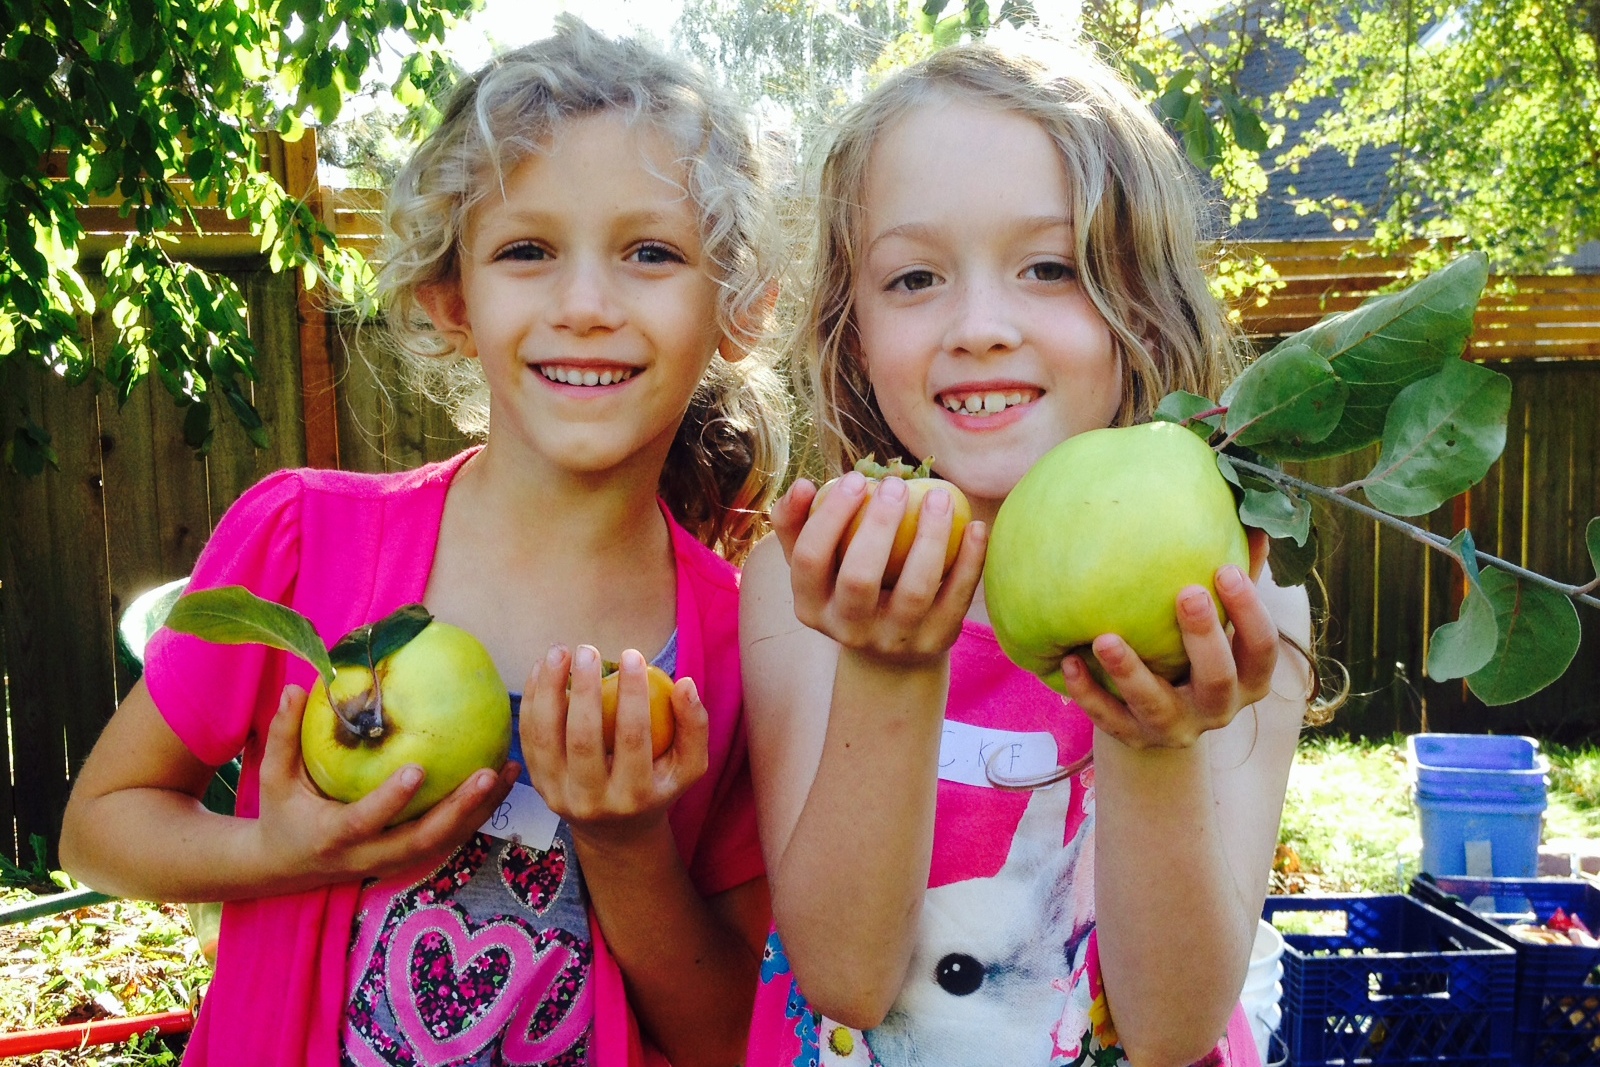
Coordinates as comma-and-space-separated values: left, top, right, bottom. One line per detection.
521, 646, 765, 1067
741, 476, 986, 1028
59, 680, 516, 903
1076, 544, 1310, 1067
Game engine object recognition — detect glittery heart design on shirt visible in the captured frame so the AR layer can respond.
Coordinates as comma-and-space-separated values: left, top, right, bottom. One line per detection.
380, 909, 592, 1065
387, 910, 519, 1058
499, 839, 568, 914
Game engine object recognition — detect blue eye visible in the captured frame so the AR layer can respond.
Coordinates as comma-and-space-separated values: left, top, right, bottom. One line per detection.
890, 269, 937, 292
632, 242, 684, 265
497, 241, 548, 262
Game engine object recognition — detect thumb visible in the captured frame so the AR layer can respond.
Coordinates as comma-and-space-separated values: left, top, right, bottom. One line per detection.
1246, 526, 1270, 583
260, 685, 310, 790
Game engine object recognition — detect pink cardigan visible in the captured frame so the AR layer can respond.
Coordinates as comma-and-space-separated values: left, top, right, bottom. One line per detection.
144, 450, 760, 1066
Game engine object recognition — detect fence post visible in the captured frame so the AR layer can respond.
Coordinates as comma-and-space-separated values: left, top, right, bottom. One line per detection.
280, 129, 341, 469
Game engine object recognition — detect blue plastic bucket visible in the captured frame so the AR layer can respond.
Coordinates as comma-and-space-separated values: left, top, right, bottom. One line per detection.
1408, 734, 1548, 878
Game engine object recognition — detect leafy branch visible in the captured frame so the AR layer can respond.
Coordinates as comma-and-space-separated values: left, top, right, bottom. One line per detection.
1157, 252, 1600, 706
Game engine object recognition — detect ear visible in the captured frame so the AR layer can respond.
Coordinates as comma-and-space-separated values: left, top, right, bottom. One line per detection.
415, 280, 474, 357
717, 283, 779, 364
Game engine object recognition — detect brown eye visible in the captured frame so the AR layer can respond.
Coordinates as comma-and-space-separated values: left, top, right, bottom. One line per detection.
1026, 261, 1077, 283
891, 269, 937, 292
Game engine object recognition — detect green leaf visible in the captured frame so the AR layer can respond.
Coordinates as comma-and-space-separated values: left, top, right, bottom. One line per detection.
1268, 526, 1319, 588
1225, 96, 1269, 153
1153, 389, 1222, 437
328, 604, 434, 671
1223, 342, 1348, 449
1465, 569, 1583, 706
1243, 253, 1491, 461
1361, 359, 1511, 517
1426, 530, 1500, 681
1239, 486, 1312, 545
163, 586, 334, 686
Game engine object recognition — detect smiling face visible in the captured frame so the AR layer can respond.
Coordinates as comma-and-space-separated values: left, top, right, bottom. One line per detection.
850, 98, 1122, 522
421, 112, 726, 482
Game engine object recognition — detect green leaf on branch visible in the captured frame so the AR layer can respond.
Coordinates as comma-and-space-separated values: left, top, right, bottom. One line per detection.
1222, 342, 1347, 449
163, 586, 335, 686
1268, 525, 1319, 588
1360, 359, 1511, 517
1154, 390, 1222, 438
1426, 530, 1499, 681
1239, 253, 1490, 461
1465, 570, 1582, 706
1239, 487, 1312, 546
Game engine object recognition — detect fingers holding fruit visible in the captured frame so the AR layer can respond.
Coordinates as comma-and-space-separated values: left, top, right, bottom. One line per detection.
255, 683, 514, 884
1060, 569, 1280, 751
782, 457, 984, 662
521, 645, 704, 830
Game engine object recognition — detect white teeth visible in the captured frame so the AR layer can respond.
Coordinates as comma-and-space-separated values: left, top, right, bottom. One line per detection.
942, 389, 1036, 416
539, 366, 633, 386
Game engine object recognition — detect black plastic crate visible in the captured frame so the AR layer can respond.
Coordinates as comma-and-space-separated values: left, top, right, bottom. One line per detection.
1263, 893, 1515, 1066
1412, 875, 1600, 1066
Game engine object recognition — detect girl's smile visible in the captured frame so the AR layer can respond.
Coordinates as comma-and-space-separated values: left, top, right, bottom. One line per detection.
851, 97, 1122, 521
421, 112, 726, 482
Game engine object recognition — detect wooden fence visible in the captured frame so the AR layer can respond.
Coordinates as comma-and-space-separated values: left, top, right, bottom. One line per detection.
2, 214, 1597, 865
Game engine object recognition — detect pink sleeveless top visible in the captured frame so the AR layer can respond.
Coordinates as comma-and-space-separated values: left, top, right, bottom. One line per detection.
745, 619, 1259, 1067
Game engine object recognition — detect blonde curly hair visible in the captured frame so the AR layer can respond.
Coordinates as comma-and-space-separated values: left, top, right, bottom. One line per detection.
377, 15, 789, 561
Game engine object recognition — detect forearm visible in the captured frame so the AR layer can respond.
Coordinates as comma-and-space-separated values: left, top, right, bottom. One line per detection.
61, 788, 323, 902
573, 821, 759, 1067
770, 650, 947, 1028
1091, 735, 1254, 1067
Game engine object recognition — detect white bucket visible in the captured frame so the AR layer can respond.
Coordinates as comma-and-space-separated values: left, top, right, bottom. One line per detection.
1241, 919, 1286, 1066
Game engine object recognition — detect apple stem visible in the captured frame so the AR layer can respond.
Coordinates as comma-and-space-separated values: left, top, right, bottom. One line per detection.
1228, 456, 1600, 611
333, 677, 387, 740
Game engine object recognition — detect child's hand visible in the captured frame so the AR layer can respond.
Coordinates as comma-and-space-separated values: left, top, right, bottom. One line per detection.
520, 645, 709, 842
252, 685, 519, 884
771, 473, 987, 665
1061, 530, 1280, 749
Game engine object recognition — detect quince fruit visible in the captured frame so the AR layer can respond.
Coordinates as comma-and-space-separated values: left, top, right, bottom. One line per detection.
985, 422, 1248, 693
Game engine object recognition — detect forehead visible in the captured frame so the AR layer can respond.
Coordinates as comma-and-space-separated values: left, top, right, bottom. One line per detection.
472, 110, 699, 223
859, 98, 1071, 232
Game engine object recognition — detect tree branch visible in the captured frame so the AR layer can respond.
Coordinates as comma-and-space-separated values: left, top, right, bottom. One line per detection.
1226, 456, 1600, 611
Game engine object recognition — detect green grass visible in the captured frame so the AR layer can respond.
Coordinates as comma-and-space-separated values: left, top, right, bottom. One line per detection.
1275, 735, 1600, 895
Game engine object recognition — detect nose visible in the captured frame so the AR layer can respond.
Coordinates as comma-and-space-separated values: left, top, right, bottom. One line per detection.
942, 278, 1023, 357
553, 257, 625, 334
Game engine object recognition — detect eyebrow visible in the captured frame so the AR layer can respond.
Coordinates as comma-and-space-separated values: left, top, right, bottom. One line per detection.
866, 214, 1075, 253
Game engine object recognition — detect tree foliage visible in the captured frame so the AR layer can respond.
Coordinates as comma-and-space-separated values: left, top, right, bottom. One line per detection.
1266, 0, 1600, 274
0, 0, 477, 471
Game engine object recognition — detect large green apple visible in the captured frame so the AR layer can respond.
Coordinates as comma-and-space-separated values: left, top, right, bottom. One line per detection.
302, 617, 511, 825
985, 421, 1249, 693
163, 591, 511, 825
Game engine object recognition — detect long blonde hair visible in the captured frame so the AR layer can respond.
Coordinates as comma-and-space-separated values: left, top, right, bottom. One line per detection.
377, 16, 789, 561
796, 39, 1244, 475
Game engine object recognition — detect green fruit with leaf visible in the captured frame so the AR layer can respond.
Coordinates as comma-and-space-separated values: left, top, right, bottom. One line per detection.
985, 421, 1249, 693
163, 589, 510, 825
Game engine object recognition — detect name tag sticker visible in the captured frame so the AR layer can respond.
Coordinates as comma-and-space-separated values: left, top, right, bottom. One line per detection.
478, 781, 560, 850
938, 719, 1059, 789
